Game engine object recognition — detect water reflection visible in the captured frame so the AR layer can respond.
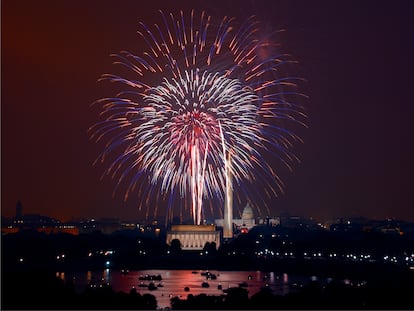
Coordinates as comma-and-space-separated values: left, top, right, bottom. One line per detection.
103, 269, 110, 282
269, 271, 275, 283
61, 269, 309, 309
56, 271, 65, 281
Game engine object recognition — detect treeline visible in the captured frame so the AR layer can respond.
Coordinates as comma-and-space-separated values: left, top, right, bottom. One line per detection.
2, 229, 168, 272
2, 271, 157, 310
171, 280, 414, 310
3, 225, 414, 275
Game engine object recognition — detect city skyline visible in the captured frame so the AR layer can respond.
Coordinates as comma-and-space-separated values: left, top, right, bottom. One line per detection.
2, 0, 414, 222
3, 198, 414, 225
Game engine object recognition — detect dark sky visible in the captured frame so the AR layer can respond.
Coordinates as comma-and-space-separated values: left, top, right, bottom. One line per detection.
2, 0, 414, 222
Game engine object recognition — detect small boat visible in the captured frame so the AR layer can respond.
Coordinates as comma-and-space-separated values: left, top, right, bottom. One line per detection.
201, 282, 210, 288
148, 282, 158, 290
217, 284, 223, 290
239, 282, 248, 288
202, 271, 217, 280
138, 282, 147, 287
207, 273, 217, 280
184, 286, 190, 292
155, 274, 163, 281
157, 283, 164, 287
290, 282, 303, 289
191, 271, 198, 274
139, 274, 163, 281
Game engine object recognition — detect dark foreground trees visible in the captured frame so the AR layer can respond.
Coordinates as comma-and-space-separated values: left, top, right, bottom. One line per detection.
2, 271, 157, 310
171, 280, 414, 310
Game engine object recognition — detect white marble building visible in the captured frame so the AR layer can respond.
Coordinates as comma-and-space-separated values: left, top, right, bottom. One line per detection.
166, 224, 221, 250
215, 203, 256, 230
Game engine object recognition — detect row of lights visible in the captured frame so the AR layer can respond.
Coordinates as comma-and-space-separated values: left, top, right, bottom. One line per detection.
255, 249, 294, 257
263, 250, 414, 266
88, 250, 115, 257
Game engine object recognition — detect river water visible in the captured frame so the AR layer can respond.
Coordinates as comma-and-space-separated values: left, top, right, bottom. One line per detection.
57, 269, 319, 309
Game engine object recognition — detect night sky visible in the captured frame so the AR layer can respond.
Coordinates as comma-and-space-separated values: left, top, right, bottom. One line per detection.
2, 0, 414, 222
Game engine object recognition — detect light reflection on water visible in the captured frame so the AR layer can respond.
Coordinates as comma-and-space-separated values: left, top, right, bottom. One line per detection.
58, 269, 309, 309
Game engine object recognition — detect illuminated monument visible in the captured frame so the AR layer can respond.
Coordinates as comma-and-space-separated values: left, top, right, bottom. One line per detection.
223, 152, 233, 239
166, 225, 220, 250
215, 202, 256, 231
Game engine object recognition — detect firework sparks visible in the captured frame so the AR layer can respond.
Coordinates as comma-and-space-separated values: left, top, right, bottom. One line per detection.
90, 10, 307, 224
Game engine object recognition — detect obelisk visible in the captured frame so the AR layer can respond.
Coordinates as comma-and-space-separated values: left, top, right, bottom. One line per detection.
223, 152, 233, 239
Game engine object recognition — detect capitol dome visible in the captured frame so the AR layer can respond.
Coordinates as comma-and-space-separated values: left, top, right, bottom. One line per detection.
242, 203, 254, 220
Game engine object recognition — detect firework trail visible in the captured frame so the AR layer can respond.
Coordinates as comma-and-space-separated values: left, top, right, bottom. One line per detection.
90, 10, 307, 224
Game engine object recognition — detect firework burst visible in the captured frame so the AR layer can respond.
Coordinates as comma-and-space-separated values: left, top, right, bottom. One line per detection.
90, 10, 307, 224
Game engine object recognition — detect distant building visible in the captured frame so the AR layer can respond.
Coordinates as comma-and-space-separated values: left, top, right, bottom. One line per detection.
78, 218, 121, 234
374, 219, 404, 236
97, 218, 122, 235
166, 225, 221, 250
330, 219, 362, 232
215, 202, 256, 231
120, 221, 139, 230
1, 225, 19, 235
13, 213, 60, 229
1, 202, 80, 235
37, 224, 79, 235
257, 216, 280, 227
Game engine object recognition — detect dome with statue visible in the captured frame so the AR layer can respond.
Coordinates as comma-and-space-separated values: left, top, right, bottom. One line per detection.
242, 203, 254, 220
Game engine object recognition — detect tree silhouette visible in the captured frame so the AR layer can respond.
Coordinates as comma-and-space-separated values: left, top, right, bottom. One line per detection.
170, 238, 182, 255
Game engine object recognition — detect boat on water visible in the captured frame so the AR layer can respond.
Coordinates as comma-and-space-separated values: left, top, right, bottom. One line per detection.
201, 271, 217, 280
206, 273, 217, 280
148, 282, 158, 290
290, 282, 304, 289
184, 286, 190, 292
139, 274, 162, 281
239, 282, 248, 288
201, 282, 210, 288
217, 284, 223, 290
